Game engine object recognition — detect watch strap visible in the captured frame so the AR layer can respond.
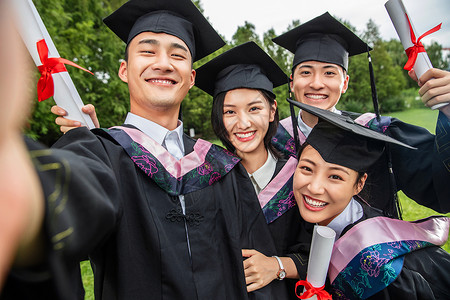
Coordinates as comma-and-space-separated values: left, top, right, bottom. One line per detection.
273, 255, 284, 270
273, 255, 286, 280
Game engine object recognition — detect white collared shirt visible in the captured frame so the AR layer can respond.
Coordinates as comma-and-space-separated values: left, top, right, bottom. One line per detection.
327, 197, 363, 240
124, 112, 187, 210
297, 107, 341, 138
248, 151, 278, 195
124, 112, 185, 156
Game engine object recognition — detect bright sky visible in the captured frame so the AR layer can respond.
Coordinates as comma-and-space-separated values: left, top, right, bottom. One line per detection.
202, 0, 450, 48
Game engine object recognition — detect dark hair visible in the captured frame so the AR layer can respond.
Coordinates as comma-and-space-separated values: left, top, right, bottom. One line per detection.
354, 172, 367, 188
211, 89, 281, 158
124, 44, 129, 62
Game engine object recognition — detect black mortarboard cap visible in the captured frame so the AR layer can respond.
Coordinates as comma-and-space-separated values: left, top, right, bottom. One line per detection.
103, 0, 225, 62
195, 42, 288, 98
272, 12, 370, 71
288, 99, 415, 172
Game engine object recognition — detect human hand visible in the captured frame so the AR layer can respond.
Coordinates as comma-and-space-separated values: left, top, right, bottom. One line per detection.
409, 68, 450, 118
51, 104, 100, 133
242, 249, 279, 292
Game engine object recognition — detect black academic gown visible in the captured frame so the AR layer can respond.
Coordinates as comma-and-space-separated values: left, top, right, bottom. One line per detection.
345, 111, 450, 215
267, 160, 301, 256
273, 111, 450, 215
1, 137, 119, 300
337, 201, 450, 300
51, 127, 288, 300
264, 159, 314, 299
289, 199, 450, 299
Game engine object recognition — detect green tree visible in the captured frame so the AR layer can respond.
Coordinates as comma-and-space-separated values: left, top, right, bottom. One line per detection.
384, 39, 449, 88
426, 41, 449, 70
385, 39, 407, 67
231, 21, 261, 46
29, 0, 129, 145
182, 44, 232, 140
263, 28, 290, 73
109, 0, 126, 10
384, 39, 417, 88
362, 19, 381, 46
181, 19, 263, 139
182, 86, 215, 139
370, 40, 407, 113
287, 19, 301, 31
339, 22, 407, 113
262, 28, 291, 119
30, 1, 436, 144
261, 19, 301, 120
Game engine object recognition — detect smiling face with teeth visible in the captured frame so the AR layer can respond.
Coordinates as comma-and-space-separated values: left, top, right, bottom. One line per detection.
221, 88, 277, 172
290, 61, 349, 113
118, 31, 196, 130
293, 145, 366, 226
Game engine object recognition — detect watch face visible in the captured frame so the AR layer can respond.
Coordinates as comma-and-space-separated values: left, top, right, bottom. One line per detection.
278, 269, 286, 280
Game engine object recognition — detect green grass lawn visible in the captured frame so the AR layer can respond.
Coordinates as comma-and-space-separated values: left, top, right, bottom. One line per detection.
388, 108, 439, 134
80, 108, 448, 298
80, 260, 94, 300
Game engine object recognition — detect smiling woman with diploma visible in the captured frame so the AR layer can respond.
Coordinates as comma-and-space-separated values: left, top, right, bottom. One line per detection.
291, 102, 450, 300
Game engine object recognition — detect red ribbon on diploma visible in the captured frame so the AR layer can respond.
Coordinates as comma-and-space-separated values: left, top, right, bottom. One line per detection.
36, 39, 93, 102
403, 13, 441, 71
295, 280, 332, 300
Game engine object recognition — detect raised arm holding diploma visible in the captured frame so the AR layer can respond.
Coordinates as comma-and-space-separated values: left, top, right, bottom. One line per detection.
10, 0, 95, 128
385, 0, 447, 110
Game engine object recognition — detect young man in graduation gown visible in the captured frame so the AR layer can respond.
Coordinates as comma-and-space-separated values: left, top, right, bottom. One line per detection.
48, 0, 287, 299
271, 12, 450, 217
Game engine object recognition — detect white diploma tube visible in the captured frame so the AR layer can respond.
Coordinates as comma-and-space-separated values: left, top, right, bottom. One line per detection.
302, 225, 336, 299
385, 0, 447, 109
11, 0, 95, 128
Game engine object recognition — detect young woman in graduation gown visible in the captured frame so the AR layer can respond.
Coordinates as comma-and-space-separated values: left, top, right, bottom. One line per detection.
195, 41, 312, 300
291, 102, 450, 299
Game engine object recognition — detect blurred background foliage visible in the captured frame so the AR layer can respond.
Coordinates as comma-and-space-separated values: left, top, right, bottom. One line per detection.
26, 0, 449, 145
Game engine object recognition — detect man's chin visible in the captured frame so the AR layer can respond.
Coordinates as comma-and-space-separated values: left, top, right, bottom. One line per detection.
149, 97, 183, 109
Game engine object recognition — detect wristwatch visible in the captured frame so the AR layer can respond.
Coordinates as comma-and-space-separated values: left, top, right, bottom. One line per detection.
273, 256, 286, 280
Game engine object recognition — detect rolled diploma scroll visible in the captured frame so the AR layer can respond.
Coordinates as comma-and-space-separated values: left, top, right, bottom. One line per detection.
385, 0, 447, 109
11, 0, 95, 128
302, 225, 336, 299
